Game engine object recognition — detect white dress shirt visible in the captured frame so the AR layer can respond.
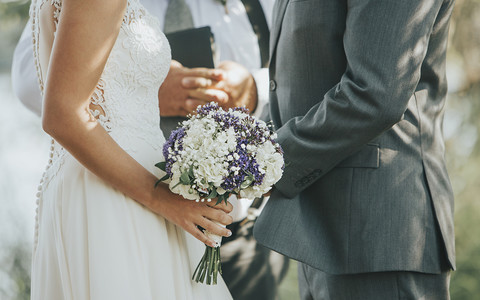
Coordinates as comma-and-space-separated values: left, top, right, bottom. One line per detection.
11, 0, 275, 222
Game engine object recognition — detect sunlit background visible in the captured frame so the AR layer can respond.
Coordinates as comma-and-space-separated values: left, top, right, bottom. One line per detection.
1, 0, 479, 299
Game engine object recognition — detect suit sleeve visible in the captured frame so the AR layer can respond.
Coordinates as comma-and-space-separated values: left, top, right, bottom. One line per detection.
274, 0, 449, 198
11, 20, 43, 117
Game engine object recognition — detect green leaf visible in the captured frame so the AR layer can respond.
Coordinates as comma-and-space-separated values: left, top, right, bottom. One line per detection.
188, 164, 194, 178
155, 161, 167, 171
159, 174, 169, 182
154, 174, 170, 188
207, 188, 218, 199
216, 192, 230, 205
171, 181, 182, 190
240, 174, 254, 189
180, 171, 191, 185
216, 195, 224, 205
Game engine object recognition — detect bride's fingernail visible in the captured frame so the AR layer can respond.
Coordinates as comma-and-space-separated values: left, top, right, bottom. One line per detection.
226, 231, 232, 237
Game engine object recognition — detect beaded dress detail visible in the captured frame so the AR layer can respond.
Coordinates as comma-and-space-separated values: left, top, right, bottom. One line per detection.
29, 0, 232, 298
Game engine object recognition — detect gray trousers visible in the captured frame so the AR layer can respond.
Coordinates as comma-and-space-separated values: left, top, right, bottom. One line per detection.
298, 263, 451, 300
221, 219, 290, 300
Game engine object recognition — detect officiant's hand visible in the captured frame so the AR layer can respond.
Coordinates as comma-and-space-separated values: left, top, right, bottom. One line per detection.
158, 60, 227, 116
182, 60, 258, 113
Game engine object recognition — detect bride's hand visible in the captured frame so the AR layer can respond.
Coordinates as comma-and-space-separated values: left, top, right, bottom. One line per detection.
150, 184, 233, 247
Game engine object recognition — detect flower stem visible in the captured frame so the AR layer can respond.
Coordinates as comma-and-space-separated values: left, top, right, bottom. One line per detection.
218, 246, 222, 275
192, 245, 222, 285
213, 247, 219, 285
206, 247, 212, 285
192, 249, 206, 282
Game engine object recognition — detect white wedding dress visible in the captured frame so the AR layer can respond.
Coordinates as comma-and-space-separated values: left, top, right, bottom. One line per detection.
30, 0, 232, 299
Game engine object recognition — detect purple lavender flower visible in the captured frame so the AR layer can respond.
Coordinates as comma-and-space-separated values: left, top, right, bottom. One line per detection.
156, 102, 285, 286
160, 102, 283, 196
163, 127, 186, 177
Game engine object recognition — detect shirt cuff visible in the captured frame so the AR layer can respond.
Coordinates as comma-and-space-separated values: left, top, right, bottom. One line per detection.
251, 68, 269, 119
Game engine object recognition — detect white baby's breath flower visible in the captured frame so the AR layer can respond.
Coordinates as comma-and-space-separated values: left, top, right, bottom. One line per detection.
158, 102, 285, 286
162, 103, 283, 204
239, 186, 259, 200
216, 186, 226, 194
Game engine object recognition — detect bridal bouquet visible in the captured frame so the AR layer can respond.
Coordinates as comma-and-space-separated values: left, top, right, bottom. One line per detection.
155, 102, 284, 285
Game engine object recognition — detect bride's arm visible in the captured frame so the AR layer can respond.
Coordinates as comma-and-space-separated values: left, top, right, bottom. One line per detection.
42, 0, 232, 247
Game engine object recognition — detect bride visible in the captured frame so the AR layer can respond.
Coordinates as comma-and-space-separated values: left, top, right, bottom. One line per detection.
30, 0, 233, 298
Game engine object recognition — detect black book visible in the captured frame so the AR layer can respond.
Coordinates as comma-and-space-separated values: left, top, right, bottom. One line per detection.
165, 26, 215, 69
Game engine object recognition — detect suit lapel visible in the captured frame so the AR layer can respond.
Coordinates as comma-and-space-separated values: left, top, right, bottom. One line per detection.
269, 0, 290, 59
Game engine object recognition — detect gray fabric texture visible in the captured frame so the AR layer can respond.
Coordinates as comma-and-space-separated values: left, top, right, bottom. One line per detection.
298, 262, 451, 300
254, 0, 456, 277
221, 220, 289, 300
163, 0, 194, 34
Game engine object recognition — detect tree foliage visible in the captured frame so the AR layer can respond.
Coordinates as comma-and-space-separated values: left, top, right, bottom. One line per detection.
449, 0, 480, 90
0, 0, 29, 69
443, 1, 480, 299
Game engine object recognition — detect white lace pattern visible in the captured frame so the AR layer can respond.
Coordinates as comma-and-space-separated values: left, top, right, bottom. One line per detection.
30, 0, 171, 250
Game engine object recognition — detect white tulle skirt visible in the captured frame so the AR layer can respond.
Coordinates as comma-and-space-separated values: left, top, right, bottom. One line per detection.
31, 143, 232, 300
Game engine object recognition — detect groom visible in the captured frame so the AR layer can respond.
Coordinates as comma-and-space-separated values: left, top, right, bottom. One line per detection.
254, 0, 456, 299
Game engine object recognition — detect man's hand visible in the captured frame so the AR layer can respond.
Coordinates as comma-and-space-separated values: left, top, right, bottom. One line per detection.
158, 60, 227, 116
182, 60, 258, 113
263, 187, 274, 198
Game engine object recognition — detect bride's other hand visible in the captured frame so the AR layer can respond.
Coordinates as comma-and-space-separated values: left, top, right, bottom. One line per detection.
149, 184, 233, 247
158, 60, 226, 117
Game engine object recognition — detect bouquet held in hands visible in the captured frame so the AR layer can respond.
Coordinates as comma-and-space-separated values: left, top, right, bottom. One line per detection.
156, 102, 284, 285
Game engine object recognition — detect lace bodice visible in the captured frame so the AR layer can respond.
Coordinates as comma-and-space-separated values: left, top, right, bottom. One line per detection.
30, 0, 171, 174
31, 0, 170, 150
30, 0, 171, 249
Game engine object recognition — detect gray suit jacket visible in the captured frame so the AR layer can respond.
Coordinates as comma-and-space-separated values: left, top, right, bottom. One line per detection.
254, 0, 455, 275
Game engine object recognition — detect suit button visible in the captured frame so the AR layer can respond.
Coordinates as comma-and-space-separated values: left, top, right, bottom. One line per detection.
269, 80, 277, 91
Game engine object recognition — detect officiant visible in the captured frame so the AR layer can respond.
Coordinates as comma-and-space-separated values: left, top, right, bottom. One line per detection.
11, 0, 288, 299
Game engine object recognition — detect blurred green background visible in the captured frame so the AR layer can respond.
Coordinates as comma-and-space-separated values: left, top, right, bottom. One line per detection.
1, 0, 479, 299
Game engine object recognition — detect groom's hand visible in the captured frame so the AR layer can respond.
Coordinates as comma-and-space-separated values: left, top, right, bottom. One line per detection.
182, 60, 258, 113
263, 187, 274, 198
158, 60, 227, 116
